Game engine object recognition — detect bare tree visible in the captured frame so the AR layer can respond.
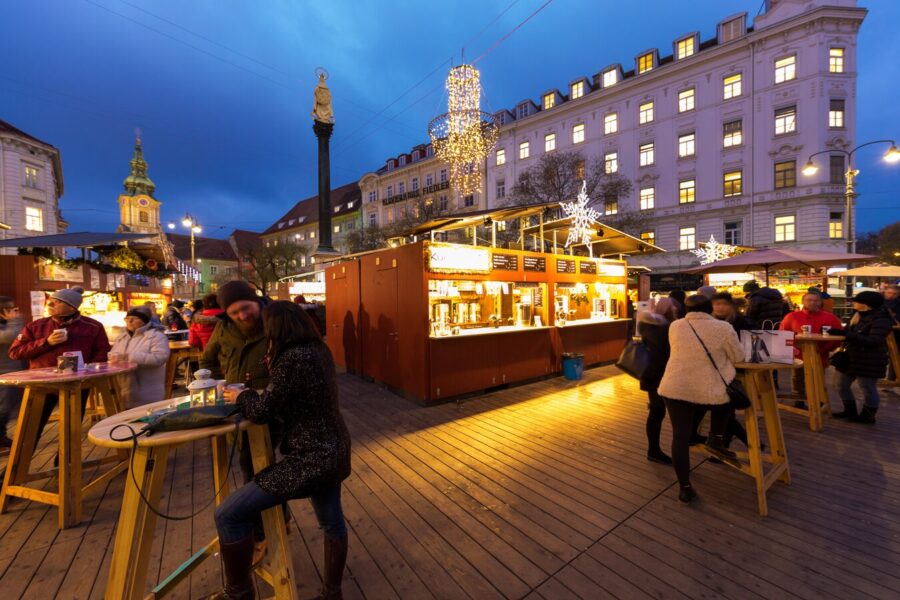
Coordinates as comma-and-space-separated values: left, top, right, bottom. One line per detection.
238, 240, 310, 292
508, 150, 632, 209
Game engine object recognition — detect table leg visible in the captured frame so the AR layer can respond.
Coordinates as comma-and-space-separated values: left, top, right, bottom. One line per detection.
799, 343, 826, 432
210, 434, 231, 506
886, 333, 900, 383
739, 372, 768, 517
58, 384, 84, 528
105, 445, 171, 600
758, 371, 791, 486
0, 387, 45, 514
165, 354, 177, 395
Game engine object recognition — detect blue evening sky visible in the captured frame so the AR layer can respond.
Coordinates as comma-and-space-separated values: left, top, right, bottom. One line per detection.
1, 0, 898, 237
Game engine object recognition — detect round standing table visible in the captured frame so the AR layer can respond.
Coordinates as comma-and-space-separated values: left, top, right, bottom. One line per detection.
886, 326, 900, 383
786, 334, 841, 431
165, 340, 201, 393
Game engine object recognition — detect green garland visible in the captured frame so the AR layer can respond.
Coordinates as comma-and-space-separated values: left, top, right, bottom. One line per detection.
18, 247, 175, 279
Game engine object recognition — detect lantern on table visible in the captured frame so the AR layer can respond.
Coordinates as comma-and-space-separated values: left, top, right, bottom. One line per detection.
187, 368, 217, 406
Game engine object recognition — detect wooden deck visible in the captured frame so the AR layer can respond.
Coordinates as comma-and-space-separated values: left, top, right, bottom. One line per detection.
2, 365, 900, 599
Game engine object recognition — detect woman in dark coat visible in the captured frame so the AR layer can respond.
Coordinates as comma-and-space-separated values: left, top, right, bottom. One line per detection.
637, 298, 679, 464
214, 301, 351, 600
831, 291, 893, 424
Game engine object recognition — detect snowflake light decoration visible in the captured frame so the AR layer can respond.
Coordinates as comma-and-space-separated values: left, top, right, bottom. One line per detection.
691, 235, 737, 264
560, 180, 601, 257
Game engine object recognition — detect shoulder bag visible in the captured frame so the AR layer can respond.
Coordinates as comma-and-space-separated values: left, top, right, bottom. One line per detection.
687, 322, 751, 409
615, 337, 650, 380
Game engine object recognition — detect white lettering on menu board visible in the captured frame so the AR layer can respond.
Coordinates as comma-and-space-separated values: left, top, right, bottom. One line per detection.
428, 245, 491, 273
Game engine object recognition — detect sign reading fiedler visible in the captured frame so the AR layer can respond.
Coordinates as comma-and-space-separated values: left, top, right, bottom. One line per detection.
427, 244, 491, 274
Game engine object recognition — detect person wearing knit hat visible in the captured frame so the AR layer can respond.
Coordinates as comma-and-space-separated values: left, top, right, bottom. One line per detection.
851, 291, 884, 310
50, 286, 84, 310
217, 280, 260, 313
697, 285, 717, 300
110, 305, 170, 408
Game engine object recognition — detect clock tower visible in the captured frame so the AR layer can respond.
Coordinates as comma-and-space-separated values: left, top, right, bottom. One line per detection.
117, 134, 161, 233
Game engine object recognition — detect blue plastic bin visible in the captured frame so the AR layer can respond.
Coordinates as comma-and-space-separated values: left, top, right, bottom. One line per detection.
561, 352, 584, 380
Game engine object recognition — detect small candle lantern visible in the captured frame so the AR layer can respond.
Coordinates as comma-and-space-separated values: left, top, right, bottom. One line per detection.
187, 368, 217, 407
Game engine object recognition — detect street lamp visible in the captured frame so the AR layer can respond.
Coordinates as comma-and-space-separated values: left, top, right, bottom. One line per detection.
167, 213, 202, 296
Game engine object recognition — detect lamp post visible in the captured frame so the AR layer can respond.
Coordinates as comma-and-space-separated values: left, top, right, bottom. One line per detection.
167, 213, 202, 296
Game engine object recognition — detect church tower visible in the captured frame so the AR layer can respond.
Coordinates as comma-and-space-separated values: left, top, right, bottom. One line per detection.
117, 134, 161, 233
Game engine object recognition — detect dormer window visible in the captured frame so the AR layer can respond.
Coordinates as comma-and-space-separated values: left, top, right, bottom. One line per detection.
542, 93, 555, 110
719, 15, 746, 43
570, 81, 584, 100
387, 159, 395, 170
676, 36, 695, 60
334, 205, 341, 213
602, 68, 618, 87
399, 155, 407, 166
637, 52, 654, 74
412, 150, 420, 161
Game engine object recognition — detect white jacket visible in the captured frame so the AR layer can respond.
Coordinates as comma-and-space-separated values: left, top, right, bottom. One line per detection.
111, 322, 170, 408
658, 312, 744, 405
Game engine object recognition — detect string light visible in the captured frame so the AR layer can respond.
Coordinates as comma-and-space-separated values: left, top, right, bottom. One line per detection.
560, 181, 601, 257
691, 235, 737, 264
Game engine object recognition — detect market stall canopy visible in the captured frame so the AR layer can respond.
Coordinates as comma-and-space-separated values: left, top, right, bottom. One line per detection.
522, 217, 664, 257
0, 231, 157, 248
684, 247, 874, 284
402, 202, 561, 238
831, 264, 900, 278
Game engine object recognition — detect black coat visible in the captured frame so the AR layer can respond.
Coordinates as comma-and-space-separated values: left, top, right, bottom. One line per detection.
838, 307, 893, 379
638, 318, 670, 392
745, 288, 788, 328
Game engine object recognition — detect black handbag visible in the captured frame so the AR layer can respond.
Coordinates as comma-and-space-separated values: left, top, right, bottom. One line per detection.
687, 322, 751, 409
616, 339, 650, 380
144, 404, 241, 435
829, 347, 850, 372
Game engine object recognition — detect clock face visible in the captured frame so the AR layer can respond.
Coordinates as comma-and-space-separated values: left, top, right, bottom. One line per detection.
138, 198, 149, 206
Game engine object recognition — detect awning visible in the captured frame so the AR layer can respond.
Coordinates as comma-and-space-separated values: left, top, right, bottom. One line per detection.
0, 231, 158, 248
831, 264, 900, 278
522, 217, 664, 257
400, 202, 561, 237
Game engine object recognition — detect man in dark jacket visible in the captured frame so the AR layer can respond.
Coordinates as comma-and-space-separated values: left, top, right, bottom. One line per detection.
830, 291, 893, 424
743, 281, 788, 328
0, 297, 26, 454
161, 300, 187, 330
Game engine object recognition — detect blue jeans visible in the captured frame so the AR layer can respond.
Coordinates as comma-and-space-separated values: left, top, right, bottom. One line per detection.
836, 372, 880, 409
214, 481, 347, 544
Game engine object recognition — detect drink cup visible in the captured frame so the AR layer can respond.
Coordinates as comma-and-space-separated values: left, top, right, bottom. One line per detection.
54, 328, 68, 341
109, 352, 123, 364
225, 383, 246, 393
801, 325, 812, 334
821, 326, 831, 336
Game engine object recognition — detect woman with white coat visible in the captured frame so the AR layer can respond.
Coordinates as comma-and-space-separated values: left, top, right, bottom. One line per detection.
658, 294, 744, 503
110, 305, 170, 408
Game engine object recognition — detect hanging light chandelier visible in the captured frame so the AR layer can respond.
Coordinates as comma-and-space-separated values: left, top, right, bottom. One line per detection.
427, 64, 499, 197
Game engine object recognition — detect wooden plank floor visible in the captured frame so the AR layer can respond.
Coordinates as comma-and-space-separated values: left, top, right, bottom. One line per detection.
2, 366, 899, 599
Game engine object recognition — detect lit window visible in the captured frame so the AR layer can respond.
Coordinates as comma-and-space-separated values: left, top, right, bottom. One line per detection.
829, 48, 845, 73
774, 106, 796, 135
440, 169, 448, 183
829, 212, 843, 239
775, 55, 796, 84
677, 37, 695, 60
25, 206, 43, 231
310, 231, 315, 238
496, 180, 506, 199
679, 226, 696, 250
723, 170, 742, 197
604, 113, 618, 134
604, 152, 618, 174
570, 81, 584, 99
602, 68, 618, 87
519, 141, 530, 159
334, 225, 340, 233
544, 133, 556, 152
678, 88, 695, 112
774, 160, 796, 189
638, 52, 654, 74
723, 120, 742, 147
724, 221, 742, 245
829, 99, 845, 128
639, 101, 654, 124
723, 73, 742, 99
543, 93, 555, 110
639, 187, 655, 210
679, 180, 696, 204
775, 215, 796, 242
572, 123, 585, 144
24, 166, 39, 188
604, 199, 618, 215
640, 231, 655, 245
678, 133, 695, 158
495, 149, 506, 166
639, 142, 655, 167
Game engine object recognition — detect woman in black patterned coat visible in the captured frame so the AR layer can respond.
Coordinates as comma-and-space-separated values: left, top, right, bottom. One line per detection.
212, 301, 351, 600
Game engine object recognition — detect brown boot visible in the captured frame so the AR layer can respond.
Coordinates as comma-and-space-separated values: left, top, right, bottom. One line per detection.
312, 534, 348, 600
208, 536, 256, 599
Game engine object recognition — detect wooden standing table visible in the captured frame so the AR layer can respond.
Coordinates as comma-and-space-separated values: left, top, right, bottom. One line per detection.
165, 340, 201, 393
0, 362, 136, 528
887, 326, 900, 382
783, 334, 839, 431
88, 398, 298, 600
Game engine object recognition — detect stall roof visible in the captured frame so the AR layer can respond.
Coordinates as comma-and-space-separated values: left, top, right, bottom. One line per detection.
401, 202, 561, 237
0, 231, 157, 248
522, 217, 664, 257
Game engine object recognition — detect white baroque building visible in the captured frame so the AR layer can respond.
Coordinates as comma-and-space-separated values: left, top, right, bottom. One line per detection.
485, 0, 865, 277
0, 119, 67, 253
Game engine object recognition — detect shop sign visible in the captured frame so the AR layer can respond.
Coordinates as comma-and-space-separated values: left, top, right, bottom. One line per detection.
597, 263, 626, 277
491, 253, 518, 272
30, 291, 46, 321
523, 256, 545, 272
556, 258, 576, 274
289, 281, 326, 295
38, 263, 83, 283
580, 260, 597, 274
428, 244, 490, 274
90, 269, 101, 290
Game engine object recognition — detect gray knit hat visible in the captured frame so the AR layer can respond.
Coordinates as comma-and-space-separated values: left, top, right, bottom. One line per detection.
51, 287, 84, 309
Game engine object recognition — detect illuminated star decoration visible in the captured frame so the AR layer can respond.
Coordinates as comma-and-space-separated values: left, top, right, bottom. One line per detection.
560, 180, 602, 257
691, 235, 737, 264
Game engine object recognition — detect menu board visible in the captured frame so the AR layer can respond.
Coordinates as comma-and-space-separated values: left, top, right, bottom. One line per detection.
491, 253, 518, 272
556, 258, 576, 274
580, 261, 597, 274
523, 256, 546, 272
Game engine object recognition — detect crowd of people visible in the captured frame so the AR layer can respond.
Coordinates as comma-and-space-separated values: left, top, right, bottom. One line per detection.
636, 282, 899, 504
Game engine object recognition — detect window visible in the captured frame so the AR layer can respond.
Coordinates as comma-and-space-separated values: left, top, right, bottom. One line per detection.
25, 206, 43, 231
544, 133, 556, 152
496, 149, 506, 165
678, 88, 695, 113
209, 265, 218, 276
638, 52, 653, 74
572, 123, 585, 144
829, 99, 845, 128
724, 221, 742, 246
679, 226, 696, 250
723, 73, 742, 99
369, 213, 377, 226
604, 199, 618, 216
640, 231, 656, 245
464, 195, 475, 207
639, 187, 655, 210
300, 255, 306, 267
542, 93, 555, 110
774, 160, 796, 189
426, 174, 434, 187
334, 225, 341, 233
677, 37, 695, 59
604, 152, 618, 174
24, 166, 39, 188
296, 232, 305, 240
517, 104, 529, 119
368, 191, 377, 203
775, 215, 796, 242
829, 48, 845, 73
570, 81, 585, 100
496, 221, 507, 232
723, 120, 742, 147
829, 212, 843, 239
398, 181, 405, 194
775, 55, 796, 83
830, 155, 845, 184
604, 113, 618, 134
386, 185, 393, 198
440, 169, 448, 183
399, 155, 407, 166
639, 101, 654, 124
723, 170, 742, 197
774, 106, 796, 135
519, 141, 530, 159
639, 142, 655, 167
310, 231, 316, 238
678, 133, 695, 158
139, 210, 148, 223
496, 179, 506, 199
602, 68, 618, 87
412, 150, 420, 162
438, 196, 448, 212
679, 179, 696, 204
721, 17, 743, 42
411, 177, 419, 191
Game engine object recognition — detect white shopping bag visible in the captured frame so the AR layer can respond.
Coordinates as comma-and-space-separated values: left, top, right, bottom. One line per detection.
739, 329, 795, 364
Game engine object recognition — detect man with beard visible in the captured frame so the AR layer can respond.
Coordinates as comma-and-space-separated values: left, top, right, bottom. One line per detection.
201, 281, 269, 390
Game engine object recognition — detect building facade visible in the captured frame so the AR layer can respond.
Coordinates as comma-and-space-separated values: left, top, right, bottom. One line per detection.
168, 233, 239, 296
0, 120, 67, 253
485, 0, 864, 276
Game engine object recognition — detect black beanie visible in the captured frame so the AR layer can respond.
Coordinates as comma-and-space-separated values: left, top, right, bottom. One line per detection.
217, 280, 259, 311
851, 291, 884, 310
126, 305, 152, 324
